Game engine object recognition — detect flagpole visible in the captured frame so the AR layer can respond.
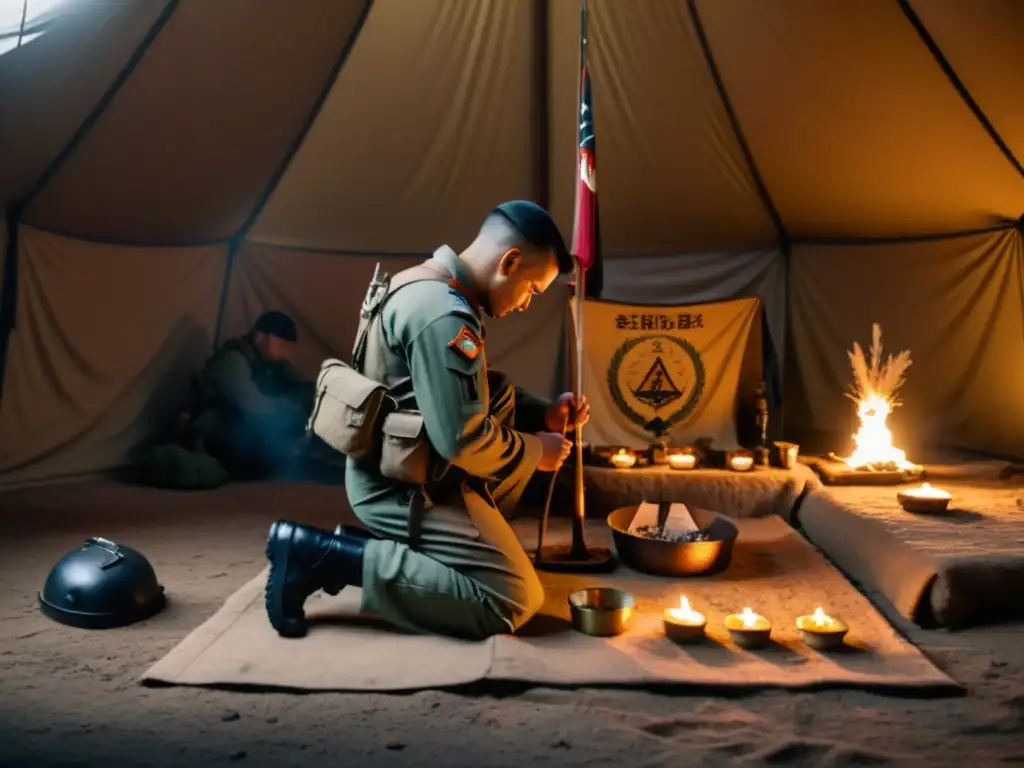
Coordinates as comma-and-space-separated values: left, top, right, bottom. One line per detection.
570, 262, 588, 557
533, 0, 615, 574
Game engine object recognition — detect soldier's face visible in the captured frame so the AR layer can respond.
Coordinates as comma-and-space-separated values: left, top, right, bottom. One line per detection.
488, 248, 560, 319
258, 332, 294, 362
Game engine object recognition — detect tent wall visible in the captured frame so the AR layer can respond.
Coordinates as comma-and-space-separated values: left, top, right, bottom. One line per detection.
0, 0, 170, 210
694, 0, 1024, 239
248, 0, 544, 252
0, 226, 226, 488
1, 0, 1023, 488
21, 0, 371, 244
786, 229, 1024, 458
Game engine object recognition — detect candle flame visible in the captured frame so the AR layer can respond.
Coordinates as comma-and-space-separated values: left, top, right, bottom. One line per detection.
667, 595, 704, 624
907, 482, 950, 500
812, 607, 829, 627
740, 607, 758, 628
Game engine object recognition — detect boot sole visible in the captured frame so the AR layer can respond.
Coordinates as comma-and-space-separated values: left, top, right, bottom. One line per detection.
265, 521, 307, 639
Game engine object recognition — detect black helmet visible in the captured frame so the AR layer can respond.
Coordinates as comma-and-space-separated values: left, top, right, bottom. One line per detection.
38, 537, 166, 629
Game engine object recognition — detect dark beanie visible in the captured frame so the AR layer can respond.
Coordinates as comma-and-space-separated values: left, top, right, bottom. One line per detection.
252, 311, 297, 342
491, 200, 573, 273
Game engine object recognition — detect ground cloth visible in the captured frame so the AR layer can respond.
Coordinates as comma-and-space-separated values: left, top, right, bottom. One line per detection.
142, 516, 954, 693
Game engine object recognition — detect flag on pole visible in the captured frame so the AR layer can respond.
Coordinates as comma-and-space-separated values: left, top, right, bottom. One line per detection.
571, 45, 603, 298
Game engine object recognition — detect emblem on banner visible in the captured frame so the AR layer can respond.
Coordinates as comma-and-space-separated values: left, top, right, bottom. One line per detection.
607, 334, 705, 432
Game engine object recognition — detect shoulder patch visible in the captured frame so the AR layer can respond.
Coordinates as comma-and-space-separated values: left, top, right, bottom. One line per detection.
448, 324, 483, 361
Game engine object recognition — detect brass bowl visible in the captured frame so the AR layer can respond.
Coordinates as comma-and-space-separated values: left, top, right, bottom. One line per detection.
607, 506, 738, 577
796, 615, 848, 651
896, 491, 951, 515
567, 587, 635, 637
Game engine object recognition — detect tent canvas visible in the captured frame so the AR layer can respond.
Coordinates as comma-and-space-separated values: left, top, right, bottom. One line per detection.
0, 0, 1022, 487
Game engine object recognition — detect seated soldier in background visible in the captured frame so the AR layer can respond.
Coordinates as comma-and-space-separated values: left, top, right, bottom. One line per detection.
192, 311, 316, 480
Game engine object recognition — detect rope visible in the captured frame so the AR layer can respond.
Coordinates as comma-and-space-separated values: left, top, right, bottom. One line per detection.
534, 413, 570, 563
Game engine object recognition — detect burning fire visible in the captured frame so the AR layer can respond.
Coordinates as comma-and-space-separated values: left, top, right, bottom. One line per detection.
835, 324, 918, 471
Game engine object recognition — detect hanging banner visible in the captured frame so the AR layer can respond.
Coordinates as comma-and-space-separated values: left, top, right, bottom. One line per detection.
571, 297, 760, 449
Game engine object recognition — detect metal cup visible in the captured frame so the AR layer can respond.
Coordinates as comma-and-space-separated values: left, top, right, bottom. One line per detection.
773, 441, 799, 469
568, 588, 635, 637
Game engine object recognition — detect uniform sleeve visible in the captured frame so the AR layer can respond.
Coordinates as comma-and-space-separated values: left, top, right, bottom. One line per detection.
408, 313, 544, 480
206, 350, 305, 419
512, 387, 552, 434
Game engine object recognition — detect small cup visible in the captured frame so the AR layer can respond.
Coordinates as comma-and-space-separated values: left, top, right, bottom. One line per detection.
568, 588, 635, 637
773, 442, 799, 469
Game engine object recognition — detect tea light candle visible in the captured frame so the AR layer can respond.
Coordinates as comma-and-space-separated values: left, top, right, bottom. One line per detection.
724, 607, 772, 649
729, 454, 754, 472
796, 607, 848, 651
667, 452, 696, 471
897, 482, 952, 513
610, 449, 637, 469
663, 595, 707, 644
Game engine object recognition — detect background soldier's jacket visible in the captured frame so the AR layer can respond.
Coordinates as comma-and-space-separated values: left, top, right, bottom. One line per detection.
357, 246, 550, 485
193, 335, 313, 437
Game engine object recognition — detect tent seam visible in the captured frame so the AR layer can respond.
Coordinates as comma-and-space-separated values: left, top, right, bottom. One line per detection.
897, 0, 1024, 182
211, 0, 376, 346
0, 0, 181, 406
686, 0, 790, 250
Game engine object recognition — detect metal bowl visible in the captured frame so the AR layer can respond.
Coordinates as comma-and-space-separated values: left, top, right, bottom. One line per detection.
567, 587, 636, 637
607, 506, 738, 577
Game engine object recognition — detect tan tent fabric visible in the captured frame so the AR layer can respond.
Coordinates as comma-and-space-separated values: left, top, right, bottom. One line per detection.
249, 0, 541, 252
577, 0, 777, 253
0, 226, 225, 487
1, 1, 1024, 487
787, 229, 1024, 457
26, 0, 370, 243
221, 242, 568, 396
0, 0, 167, 208
698, 0, 1024, 238
911, 0, 1024, 165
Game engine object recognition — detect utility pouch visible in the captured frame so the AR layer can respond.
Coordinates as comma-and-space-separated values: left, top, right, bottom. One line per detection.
379, 409, 431, 485
306, 358, 394, 460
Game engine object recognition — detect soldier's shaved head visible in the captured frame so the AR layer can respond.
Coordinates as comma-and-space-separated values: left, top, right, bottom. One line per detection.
460, 201, 572, 319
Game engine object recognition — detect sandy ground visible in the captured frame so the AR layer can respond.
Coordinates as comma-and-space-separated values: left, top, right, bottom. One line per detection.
2, 479, 1024, 767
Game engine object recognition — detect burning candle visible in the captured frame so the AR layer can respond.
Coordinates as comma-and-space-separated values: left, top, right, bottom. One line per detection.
663, 595, 707, 643
724, 607, 772, 649
896, 482, 952, 513
728, 454, 754, 472
611, 449, 637, 469
668, 452, 696, 471
796, 607, 848, 651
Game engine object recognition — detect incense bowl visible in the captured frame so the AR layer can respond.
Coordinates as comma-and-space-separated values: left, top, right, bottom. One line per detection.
607, 506, 737, 577
568, 588, 636, 637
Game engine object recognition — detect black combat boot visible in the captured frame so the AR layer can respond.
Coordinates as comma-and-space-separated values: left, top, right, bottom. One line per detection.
264, 521, 365, 638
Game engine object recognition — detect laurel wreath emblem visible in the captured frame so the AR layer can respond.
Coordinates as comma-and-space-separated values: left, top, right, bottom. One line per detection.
606, 334, 706, 431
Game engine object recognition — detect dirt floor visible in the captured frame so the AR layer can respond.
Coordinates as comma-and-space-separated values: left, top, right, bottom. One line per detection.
2, 478, 1024, 767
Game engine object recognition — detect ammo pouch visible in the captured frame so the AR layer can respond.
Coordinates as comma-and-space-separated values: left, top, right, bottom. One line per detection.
306, 358, 394, 460
309, 258, 456, 477
379, 409, 431, 486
